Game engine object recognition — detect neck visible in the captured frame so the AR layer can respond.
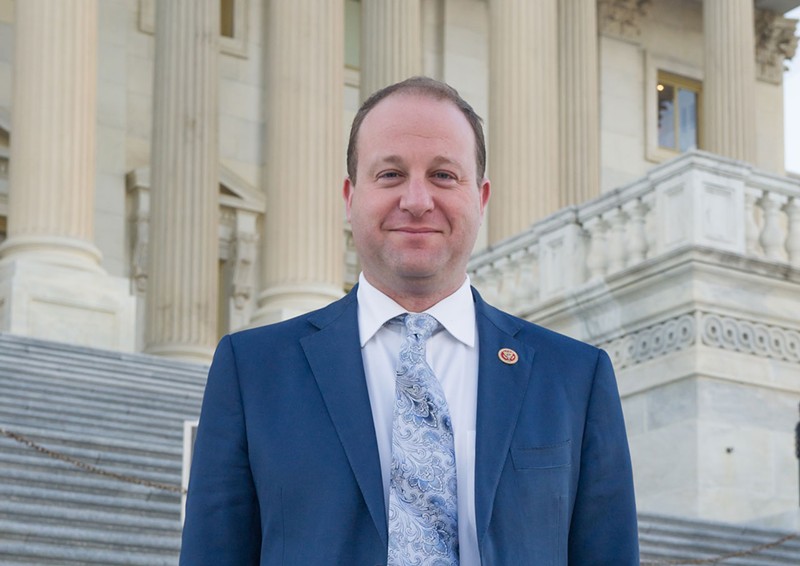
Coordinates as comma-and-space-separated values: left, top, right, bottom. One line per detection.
362, 273, 466, 312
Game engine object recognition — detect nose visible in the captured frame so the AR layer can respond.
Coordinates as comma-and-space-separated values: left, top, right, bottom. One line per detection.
399, 177, 434, 217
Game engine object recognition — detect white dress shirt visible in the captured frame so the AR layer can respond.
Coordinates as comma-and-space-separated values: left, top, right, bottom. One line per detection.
356, 273, 480, 565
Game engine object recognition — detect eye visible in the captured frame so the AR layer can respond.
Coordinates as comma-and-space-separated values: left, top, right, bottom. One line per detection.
377, 170, 402, 180
432, 171, 457, 182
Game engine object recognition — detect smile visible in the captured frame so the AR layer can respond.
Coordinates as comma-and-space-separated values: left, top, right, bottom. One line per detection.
390, 227, 440, 234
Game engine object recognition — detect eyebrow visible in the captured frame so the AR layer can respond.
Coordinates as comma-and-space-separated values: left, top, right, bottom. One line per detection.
428, 155, 464, 170
370, 155, 465, 170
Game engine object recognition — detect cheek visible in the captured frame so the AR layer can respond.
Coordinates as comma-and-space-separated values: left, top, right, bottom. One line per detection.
356, 196, 395, 223
350, 201, 384, 235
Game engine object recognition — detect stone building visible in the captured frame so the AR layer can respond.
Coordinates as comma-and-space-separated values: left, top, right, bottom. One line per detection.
0, 0, 799, 557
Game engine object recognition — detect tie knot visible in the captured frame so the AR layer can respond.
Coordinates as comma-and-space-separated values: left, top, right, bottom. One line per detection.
403, 313, 439, 343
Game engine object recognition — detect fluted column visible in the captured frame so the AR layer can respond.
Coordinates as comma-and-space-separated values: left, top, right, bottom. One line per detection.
488, 0, 559, 243
144, 0, 220, 362
559, 0, 600, 208
360, 0, 422, 99
703, 0, 757, 162
0, 0, 135, 351
252, 0, 344, 325
0, 0, 100, 268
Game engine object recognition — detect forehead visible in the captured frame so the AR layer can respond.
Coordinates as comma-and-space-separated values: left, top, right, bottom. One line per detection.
357, 93, 475, 158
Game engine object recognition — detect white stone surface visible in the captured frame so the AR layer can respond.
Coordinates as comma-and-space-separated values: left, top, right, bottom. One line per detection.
0, 257, 135, 351
755, 80, 787, 176
599, 35, 648, 192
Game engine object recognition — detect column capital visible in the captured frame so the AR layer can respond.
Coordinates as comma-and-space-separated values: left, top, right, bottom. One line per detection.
755, 9, 799, 84
597, 0, 652, 39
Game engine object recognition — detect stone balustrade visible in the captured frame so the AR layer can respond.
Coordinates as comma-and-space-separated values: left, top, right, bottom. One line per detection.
466, 150, 800, 314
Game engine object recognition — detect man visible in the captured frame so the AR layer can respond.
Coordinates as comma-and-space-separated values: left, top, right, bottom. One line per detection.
180, 77, 639, 565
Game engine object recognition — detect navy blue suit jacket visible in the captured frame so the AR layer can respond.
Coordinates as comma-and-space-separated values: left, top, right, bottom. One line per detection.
180, 288, 639, 565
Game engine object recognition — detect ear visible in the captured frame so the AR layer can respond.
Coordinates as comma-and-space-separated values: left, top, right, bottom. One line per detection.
343, 177, 355, 221
478, 178, 491, 216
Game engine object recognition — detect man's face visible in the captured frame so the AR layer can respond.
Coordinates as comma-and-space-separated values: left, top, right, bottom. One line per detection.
344, 93, 490, 301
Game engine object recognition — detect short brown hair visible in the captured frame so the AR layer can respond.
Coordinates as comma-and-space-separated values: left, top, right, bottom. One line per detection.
346, 76, 486, 184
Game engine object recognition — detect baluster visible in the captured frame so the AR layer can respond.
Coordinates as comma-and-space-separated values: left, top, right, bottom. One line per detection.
583, 216, 608, 280
510, 249, 529, 305
758, 192, 786, 260
744, 188, 762, 255
642, 192, 657, 259
483, 265, 503, 305
527, 244, 541, 304
784, 196, 800, 268
471, 265, 490, 299
604, 207, 628, 273
623, 198, 648, 267
497, 258, 516, 311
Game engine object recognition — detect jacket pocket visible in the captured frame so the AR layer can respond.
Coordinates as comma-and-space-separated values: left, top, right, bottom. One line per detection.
511, 439, 571, 470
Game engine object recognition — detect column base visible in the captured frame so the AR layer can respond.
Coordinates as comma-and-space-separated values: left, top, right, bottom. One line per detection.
0, 235, 105, 273
143, 342, 214, 365
250, 282, 344, 326
0, 255, 136, 352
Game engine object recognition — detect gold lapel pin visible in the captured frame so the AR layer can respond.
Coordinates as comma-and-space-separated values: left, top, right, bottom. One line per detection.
498, 348, 519, 365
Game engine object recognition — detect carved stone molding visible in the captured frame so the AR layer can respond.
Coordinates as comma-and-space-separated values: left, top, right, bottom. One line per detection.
755, 9, 798, 84
601, 314, 696, 370
701, 313, 800, 364
126, 170, 150, 294
597, 0, 652, 39
126, 165, 265, 320
601, 311, 800, 370
231, 223, 258, 311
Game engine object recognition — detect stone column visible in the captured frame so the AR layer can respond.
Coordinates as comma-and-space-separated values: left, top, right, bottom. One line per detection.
559, 0, 600, 208
0, 0, 135, 351
360, 0, 422, 99
703, 0, 757, 163
144, 0, 220, 363
2, 0, 100, 267
251, 0, 344, 325
488, 0, 559, 244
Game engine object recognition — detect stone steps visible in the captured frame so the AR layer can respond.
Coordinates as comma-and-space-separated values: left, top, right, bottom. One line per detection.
0, 333, 205, 565
639, 512, 800, 565
2, 332, 799, 565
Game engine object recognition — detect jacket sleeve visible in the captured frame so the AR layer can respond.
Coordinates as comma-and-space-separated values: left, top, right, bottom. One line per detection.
179, 335, 262, 565
568, 350, 639, 565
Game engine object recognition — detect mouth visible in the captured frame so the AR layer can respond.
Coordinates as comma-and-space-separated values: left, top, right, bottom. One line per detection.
390, 227, 441, 234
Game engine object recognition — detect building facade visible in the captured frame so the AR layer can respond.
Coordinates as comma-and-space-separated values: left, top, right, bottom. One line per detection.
0, 0, 799, 529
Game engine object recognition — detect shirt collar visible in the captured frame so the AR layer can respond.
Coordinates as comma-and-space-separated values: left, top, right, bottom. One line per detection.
356, 273, 476, 348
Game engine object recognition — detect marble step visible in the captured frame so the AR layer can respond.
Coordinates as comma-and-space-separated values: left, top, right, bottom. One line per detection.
639, 512, 800, 564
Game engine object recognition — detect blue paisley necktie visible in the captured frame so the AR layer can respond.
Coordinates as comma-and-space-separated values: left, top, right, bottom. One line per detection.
388, 313, 459, 565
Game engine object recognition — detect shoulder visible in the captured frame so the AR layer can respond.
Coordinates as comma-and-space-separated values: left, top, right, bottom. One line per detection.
474, 288, 604, 364
225, 289, 358, 350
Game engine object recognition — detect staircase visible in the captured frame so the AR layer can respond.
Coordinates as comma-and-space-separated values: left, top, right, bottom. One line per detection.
639, 512, 800, 565
0, 333, 206, 565
1, 332, 799, 565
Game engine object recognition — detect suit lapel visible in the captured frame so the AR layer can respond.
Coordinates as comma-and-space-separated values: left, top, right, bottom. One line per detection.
472, 291, 536, 546
300, 290, 388, 548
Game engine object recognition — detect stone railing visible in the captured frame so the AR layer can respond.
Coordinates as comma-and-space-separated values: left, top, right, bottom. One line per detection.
467, 150, 800, 313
